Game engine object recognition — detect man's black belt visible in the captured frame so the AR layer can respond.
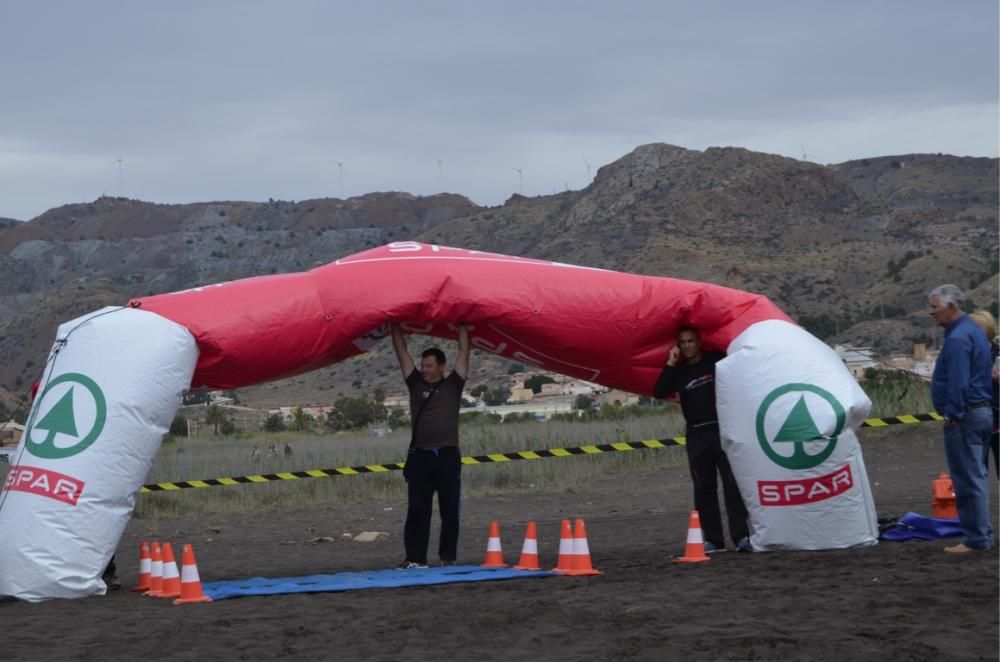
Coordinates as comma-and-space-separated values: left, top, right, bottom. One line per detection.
966, 402, 990, 412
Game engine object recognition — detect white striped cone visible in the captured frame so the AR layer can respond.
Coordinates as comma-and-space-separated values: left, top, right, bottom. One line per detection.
513, 521, 541, 570
130, 541, 151, 592
481, 521, 506, 567
553, 519, 575, 572
675, 510, 710, 563
174, 544, 212, 604
564, 519, 602, 576
144, 542, 164, 596
156, 543, 182, 598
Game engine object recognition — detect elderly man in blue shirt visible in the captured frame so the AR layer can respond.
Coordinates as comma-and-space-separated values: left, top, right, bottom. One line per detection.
929, 284, 995, 553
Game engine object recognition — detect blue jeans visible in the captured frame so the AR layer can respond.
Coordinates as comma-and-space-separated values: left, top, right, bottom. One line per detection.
943, 407, 994, 549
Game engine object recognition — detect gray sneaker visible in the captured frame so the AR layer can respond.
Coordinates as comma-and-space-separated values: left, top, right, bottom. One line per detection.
395, 560, 428, 570
440, 560, 458, 567
735, 537, 753, 553
703, 541, 727, 554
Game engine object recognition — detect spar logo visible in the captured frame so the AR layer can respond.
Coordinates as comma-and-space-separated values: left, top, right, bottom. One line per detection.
25, 373, 107, 460
755, 383, 853, 506
758, 464, 854, 506
3, 466, 84, 506
755, 383, 845, 470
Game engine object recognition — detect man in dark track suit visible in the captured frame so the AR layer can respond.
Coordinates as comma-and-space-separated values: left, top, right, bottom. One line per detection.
390, 322, 470, 568
654, 326, 750, 552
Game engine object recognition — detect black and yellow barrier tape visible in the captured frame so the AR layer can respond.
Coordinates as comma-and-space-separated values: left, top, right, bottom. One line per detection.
139, 411, 944, 493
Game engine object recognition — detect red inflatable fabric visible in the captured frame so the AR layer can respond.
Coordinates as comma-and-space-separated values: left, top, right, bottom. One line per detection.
128, 242, 793, 393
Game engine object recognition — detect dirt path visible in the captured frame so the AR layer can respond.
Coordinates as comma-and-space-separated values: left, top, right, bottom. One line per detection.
3, 423, 998, 661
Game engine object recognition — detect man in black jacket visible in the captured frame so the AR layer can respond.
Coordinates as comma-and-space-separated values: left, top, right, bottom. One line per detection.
654, 326, 750, 552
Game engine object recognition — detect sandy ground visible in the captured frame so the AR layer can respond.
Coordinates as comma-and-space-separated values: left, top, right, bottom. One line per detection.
3, 423, 998, 661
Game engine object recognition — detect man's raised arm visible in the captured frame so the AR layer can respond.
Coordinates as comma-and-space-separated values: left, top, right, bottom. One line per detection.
390, 322, 415, 380
455, 324, 470, 380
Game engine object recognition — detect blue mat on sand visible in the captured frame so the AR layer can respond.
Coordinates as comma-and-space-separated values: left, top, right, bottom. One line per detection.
202, 565, 558, 600
880, 512, 963, 542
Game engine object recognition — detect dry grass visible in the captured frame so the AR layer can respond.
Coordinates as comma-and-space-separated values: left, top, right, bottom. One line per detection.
135, 412, 690, 517
0, 383, 933, 518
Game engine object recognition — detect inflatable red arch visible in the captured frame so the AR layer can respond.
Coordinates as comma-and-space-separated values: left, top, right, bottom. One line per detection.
0, 242, 877, 601
129, 242, 794, 393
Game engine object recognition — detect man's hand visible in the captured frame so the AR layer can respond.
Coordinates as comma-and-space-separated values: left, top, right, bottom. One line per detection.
455, 323, 471, 380
390, 322, 415, 379
666, 345, 681, 367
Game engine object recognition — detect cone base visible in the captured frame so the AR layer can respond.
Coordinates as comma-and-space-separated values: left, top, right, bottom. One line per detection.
562, 568, 603, 576
173, 595, 213, 605
480, 562, 507, 568
129, 583, 150, 592
143, 590, 163, 597
154, 590, 181, 598
512, 564, 541, 571
674, 556, 710, 563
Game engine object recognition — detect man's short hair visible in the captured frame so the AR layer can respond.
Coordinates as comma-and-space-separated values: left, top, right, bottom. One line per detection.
928, 284, 965, 310
677, 325, 700, 337
421, 347, 446, 365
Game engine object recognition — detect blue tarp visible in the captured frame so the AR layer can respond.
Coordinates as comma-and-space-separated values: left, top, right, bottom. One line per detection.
880, 512, 963, 542
202, 565, 558, 601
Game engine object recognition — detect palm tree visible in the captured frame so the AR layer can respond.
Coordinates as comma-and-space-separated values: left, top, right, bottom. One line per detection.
289, 406, 312, 432
204, 404, 227, 435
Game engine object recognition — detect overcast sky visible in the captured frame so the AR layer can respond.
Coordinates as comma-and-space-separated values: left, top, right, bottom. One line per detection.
1, 1, 997, 221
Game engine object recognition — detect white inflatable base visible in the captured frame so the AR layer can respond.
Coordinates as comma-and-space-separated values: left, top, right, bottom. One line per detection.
717, 319, 879, 551
0, 307, 197, 601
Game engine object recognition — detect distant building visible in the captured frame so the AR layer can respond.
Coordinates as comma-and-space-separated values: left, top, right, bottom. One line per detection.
384, 394, 409, 409
509, 387, 534, 403
0, 421, 24, 447
539, 383, 564, 396
561, 380, 599, 396
597, 389, 641, 407
881, 343, 939, 381
834, 344, 877, 380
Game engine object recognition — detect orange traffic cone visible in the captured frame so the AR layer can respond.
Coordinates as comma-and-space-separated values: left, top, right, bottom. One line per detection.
932, 472, 958, 519
173, 544, 213, 605
156, 543, 182, 598
144, 542, 164, 596
513, 521, 541, 570
675, 510, 710, 563
563, 519, 602, 576
553, 519, 575, 573
130, 540, 151, 592
481, 521, 507, 567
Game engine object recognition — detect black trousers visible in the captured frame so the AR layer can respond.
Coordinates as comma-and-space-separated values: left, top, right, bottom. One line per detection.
686, 423, 749, 548
404, 447, 462, 563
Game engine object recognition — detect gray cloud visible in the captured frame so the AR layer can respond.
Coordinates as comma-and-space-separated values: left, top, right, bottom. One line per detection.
1, 1, 996, 219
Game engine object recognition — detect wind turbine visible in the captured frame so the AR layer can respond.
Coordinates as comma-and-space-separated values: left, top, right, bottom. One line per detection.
112, 157, 123, 196
511, 167, 523, 195
333, 161, 344, 197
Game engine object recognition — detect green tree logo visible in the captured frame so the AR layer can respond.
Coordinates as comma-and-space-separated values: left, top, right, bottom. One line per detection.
25, 373, 107, 459
755, 383, 845, 470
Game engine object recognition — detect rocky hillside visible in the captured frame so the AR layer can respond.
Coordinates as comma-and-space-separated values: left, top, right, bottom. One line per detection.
0, 145, 995, 409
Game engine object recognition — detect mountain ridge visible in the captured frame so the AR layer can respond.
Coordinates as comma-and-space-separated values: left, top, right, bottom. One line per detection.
0, 143, 995, 408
